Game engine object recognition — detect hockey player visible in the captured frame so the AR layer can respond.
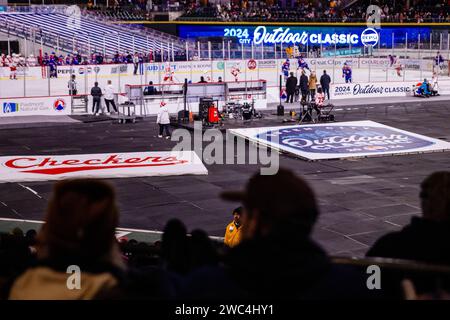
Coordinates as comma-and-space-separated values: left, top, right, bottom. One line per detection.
163, 63, 174, 83
0, 54, 6, 67
230, 63, 241, 82
297, 56, 310, 74
27, 54, 37, 67
394, 60, 403, 77
48, 54, 57, 78
388, 54, 396, 67
281, 58, 290, 81
342, 63, 352, 83
8, 55, 17, 80
435, 51, 444, 72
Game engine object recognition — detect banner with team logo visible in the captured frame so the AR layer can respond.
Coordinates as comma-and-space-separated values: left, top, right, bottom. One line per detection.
229, 121, 450, 160
0, 96, 71, 117
0, 151, 208, 183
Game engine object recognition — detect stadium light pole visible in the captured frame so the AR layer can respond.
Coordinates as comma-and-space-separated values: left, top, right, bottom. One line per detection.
208, 41, 211, 61
391, 32, 394, 57
447, 34, 450, 67
222, 40, 225, 59
7, 33, 10, 56
429, 32, 432, 54
251, 40, 254, 59
172, 42, 174, 62
405, 32, 407, 59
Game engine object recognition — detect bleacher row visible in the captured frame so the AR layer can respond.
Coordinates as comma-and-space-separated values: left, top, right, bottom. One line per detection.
0, 12, 184, 56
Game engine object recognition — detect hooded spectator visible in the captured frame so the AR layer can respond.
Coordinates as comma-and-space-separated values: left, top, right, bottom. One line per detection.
8, 179, 125, 300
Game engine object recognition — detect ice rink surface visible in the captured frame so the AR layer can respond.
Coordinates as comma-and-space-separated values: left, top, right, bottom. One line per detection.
0, 98, 449, 257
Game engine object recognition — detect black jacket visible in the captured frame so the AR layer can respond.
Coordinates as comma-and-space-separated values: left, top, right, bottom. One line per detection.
320, 73, 331, 89
180, 233, 375, 300
285, 76, 298, 93
299, 74, 309, 92
367, 217, 450, 265
91, 86, 102, 98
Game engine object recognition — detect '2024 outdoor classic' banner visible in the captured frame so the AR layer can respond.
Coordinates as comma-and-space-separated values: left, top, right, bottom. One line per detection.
0, 151, 207, 183
229, 121, 450, 160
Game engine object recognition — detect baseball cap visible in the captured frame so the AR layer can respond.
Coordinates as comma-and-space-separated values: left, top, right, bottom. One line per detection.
221, 168, 319, 234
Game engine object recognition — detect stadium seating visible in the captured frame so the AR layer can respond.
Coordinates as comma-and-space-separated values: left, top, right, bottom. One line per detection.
0, 11, 185, 56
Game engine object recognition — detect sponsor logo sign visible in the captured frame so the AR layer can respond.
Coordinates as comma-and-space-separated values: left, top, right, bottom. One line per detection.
247, 59, 257, 70
3, 102, 20, 113
361, 28, 379, 47
229, 121, 450, 160
78, 67, 92, 75
332, 82, 411, 99
53, 99, 66, 112
0, 151, 207, 183
111, 65, 129, 74
257, 59, 276, 68
1, 96, 71, 116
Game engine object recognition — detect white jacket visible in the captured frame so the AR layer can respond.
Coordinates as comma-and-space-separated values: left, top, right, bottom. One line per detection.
104, 84, 115, 100
157, 106, 170, 124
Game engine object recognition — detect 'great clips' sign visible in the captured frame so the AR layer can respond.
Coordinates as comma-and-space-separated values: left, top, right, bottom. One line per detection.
0, 151, 207, 183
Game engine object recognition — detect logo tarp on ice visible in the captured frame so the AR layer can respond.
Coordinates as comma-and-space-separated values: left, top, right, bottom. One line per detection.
229, 121, 450, 160
0, 151, 208, 183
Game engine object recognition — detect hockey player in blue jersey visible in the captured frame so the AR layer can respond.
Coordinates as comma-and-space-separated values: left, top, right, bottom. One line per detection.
282, 59, 290, 81
342, 63, 352, 83
297, 56, 310, 73
435, 51, 444, 71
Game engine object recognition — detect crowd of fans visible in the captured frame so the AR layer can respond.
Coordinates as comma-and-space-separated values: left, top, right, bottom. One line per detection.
0, 169, 449, 300
178, 0, 450, 23
0, 50, 188, 69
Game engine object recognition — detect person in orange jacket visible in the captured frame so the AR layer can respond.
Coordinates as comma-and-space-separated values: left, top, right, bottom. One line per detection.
224, 207, 243, 248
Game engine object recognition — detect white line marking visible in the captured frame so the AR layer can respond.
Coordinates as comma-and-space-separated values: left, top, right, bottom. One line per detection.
18, 184, 42, 199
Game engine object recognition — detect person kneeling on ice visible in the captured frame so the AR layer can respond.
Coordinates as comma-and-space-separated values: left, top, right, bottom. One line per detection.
416, 79, 431, 97
157, 101, 171, 139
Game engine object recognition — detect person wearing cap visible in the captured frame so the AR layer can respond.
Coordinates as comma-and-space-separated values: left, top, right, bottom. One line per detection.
224, 207, 243, 248
157, 101, 170, 139
8, 179, 124, 299
181, 168, 373, 300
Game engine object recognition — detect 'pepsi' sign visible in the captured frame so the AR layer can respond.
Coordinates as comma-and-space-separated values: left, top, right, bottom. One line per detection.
361, 28, 379, 47
230, 121, 450, 160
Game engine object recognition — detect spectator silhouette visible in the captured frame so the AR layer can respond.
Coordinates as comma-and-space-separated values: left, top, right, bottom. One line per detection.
161, 219, 190, 275
181, 168, 374, 300
8, 179, 124, 300
367, 171, 450, 265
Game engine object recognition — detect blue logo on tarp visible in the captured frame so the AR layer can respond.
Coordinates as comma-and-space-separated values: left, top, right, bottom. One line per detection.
257, 125, 434, 154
